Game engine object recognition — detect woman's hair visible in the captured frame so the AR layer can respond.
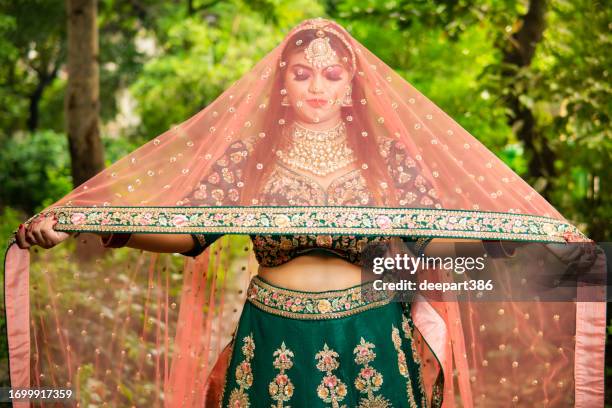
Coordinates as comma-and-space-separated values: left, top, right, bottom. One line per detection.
241, 29, 396, 206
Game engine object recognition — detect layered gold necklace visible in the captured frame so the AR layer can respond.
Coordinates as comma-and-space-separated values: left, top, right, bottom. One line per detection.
276, 121, 356, 177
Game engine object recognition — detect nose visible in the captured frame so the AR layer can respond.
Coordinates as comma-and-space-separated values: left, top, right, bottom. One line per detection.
308, 73, 324, 94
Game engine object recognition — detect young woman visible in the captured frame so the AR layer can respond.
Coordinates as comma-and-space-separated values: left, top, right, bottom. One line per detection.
9, 18, 602, 408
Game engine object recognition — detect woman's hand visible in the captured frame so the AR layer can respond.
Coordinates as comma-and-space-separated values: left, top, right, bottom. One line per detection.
544, 241, 598, 270
14, 214, 72, 249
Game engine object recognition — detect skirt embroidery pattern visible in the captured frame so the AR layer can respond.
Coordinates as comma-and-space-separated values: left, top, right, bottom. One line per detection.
391, 324, 419, 408
401, 314, 428, 402
315, 343, 348, 407
269, 342, 295, 407
353, 338, 391, 408
227, 333, 255, 408
220, 276, 432, 408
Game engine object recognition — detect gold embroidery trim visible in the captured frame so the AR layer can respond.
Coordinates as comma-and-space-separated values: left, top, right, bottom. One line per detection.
402, 315, 428, 406
218, 338, 237, 408
247, 297, 392, 320
226, 333, 255, 408
391, 325, 419, 408
23, 205, 586, 244
246, 275, 392, 320
252, 275, 381, 299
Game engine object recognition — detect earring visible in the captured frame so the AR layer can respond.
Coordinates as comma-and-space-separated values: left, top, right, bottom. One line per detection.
341, 86, 353, 107
281, 95, 290, 106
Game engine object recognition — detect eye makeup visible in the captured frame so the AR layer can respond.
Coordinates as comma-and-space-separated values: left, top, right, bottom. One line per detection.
289, 64, 346, 82
324, 65, 343, 81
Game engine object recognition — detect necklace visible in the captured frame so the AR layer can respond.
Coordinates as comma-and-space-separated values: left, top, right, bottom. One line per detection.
276, 121, 356, 177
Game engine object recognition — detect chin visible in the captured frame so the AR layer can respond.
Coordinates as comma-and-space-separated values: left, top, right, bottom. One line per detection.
297, 111, 337, 124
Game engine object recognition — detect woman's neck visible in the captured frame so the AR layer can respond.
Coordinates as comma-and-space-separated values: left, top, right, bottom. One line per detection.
294, 115, 342, 131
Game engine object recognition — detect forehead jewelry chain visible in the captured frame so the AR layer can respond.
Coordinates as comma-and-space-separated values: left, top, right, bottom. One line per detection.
276, 121, 356, 177
304, 30, 339, 69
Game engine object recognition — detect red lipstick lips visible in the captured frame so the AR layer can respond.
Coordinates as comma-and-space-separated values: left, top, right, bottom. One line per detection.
306, 99, 328, 108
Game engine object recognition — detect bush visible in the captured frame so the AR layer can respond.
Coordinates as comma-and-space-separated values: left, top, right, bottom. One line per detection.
0, 130, 72, 214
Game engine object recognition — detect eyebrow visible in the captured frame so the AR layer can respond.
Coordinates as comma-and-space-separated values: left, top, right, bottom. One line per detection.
289, 63, 313, 72
289, 63, 345, 72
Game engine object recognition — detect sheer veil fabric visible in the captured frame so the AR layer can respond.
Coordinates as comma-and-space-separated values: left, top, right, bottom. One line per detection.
3, 18, 605, 407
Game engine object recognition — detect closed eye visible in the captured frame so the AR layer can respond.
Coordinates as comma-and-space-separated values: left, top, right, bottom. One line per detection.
324, 66, 344, 81
293, 73, 310, 81
325, 73, 343, 81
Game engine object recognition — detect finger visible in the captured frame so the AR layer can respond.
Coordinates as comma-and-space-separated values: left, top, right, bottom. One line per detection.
40, 225, 58, 248
24, 222, 37, 245
39, 215, 58, 247
55, 231, 72, 242
15, 224, 30, 249
31, 218, 48, 248
50, 215, 71, 240
43, 218, 70, 246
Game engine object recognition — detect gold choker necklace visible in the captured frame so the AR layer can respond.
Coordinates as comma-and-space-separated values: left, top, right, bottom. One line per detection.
276, 121, 356, 176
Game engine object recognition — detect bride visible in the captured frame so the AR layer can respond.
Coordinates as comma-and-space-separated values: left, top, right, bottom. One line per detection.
11, 17, 602, 408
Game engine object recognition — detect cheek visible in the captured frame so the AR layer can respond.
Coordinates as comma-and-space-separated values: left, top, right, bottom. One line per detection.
329, 79, 351, 97
284, 79, 307, 101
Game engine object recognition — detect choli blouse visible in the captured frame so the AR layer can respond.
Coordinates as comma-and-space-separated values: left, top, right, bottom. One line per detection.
180, 137, 441, 266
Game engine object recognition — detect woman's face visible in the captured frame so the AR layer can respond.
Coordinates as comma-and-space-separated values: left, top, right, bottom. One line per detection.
283, 49, 352, 127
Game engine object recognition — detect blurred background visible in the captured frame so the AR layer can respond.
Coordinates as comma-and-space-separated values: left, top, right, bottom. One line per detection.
0, 0, 609, 405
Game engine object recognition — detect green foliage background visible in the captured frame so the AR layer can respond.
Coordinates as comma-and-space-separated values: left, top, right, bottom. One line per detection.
0, 0, 609, 403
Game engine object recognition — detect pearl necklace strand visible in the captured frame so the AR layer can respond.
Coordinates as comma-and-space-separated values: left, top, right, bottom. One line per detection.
276, 121, 356, 176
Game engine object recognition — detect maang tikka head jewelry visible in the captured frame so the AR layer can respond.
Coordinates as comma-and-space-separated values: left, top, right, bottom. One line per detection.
292, 18, 357, 72
304, 30, 339, 69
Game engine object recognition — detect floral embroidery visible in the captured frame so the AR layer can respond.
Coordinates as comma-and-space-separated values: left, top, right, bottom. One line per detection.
41, 206, 585, 244
263, 162, 371, 207
227, 390, 249, 408
269, 342, 295, 407
315, 343, 348, 408
401, 315, 413, 341
401, 315, 428, 403
391, 326, 419, 408
386, 139, 440, 209
326, 169, 371, 206
353, 337, 391, 408
247, 276, 390, 319
250, 234, 392, 267
227, 333, 255, 408
263, 164, 325, 205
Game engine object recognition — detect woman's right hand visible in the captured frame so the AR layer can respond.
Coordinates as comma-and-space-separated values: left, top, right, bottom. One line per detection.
14, 213, 72, 250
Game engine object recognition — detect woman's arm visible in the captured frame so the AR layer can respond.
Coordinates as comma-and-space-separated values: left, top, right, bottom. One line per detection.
422, 238, 478, 258
16, 215, 198, 255
100, 233, 195, 254
101, 232, 223, 257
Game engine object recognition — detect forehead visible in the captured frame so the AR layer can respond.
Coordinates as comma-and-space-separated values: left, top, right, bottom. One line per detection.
285, 48, 347, 72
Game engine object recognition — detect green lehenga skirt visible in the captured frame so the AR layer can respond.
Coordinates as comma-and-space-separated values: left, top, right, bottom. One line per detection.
219, 275, 432, 408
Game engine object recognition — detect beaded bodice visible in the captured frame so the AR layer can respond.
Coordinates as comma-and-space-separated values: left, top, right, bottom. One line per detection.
181, 137, 439, 265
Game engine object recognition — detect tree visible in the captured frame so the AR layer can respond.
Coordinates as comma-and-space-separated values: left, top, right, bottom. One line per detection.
65, 0, 105, 187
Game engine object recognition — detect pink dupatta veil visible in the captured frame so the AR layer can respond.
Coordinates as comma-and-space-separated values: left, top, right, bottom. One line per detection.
3, 17, 605, 407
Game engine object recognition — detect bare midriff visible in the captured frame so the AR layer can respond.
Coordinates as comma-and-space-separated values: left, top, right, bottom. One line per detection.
257, 250, 363, 291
